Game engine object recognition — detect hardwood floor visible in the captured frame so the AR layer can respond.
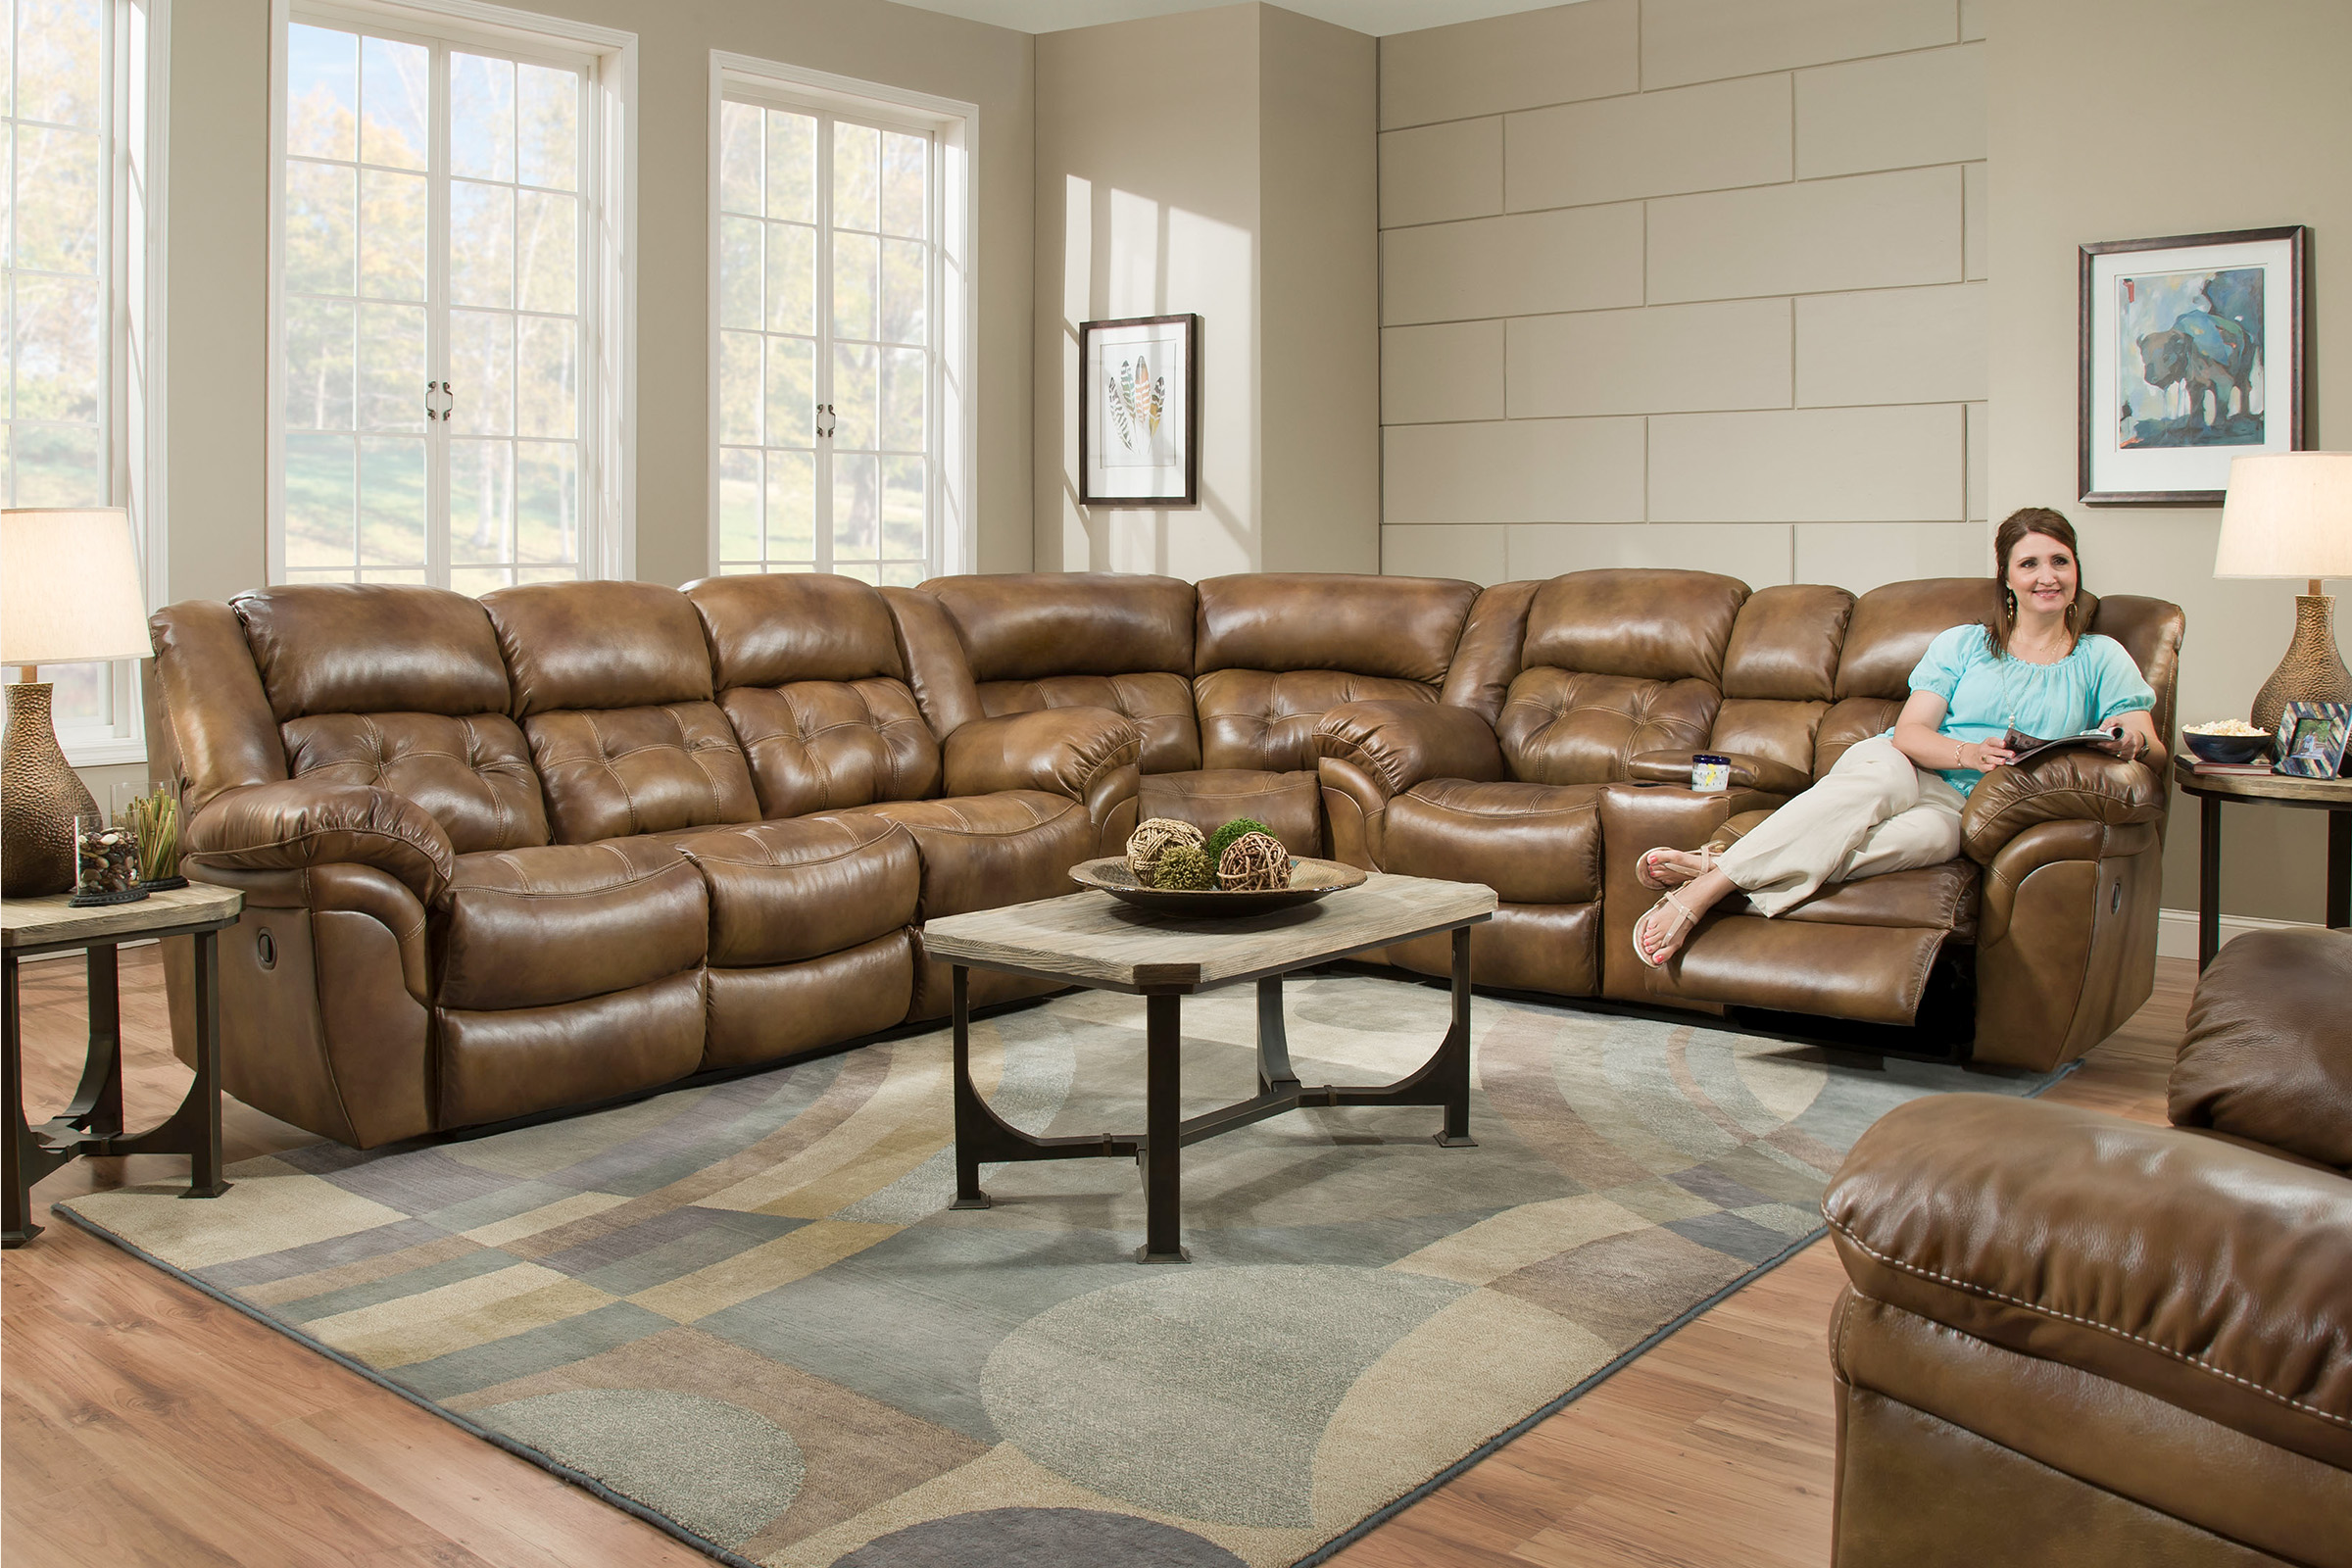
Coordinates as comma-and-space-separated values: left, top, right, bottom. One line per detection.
1, 948, 2189, 1568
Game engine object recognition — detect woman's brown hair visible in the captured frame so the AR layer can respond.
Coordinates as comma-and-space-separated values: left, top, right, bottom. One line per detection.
1984, 506, 2084, 659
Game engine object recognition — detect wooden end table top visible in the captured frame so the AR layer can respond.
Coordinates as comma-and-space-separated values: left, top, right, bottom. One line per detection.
921, 871, 1496, 994
2172, 755, 2352, 808
1, 884, 244, 955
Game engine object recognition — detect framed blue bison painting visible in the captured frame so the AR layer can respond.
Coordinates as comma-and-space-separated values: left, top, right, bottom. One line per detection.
2081, 226, 2307, 504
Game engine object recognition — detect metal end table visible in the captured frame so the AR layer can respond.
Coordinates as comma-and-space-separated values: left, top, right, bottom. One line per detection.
3, 883, 244, 1247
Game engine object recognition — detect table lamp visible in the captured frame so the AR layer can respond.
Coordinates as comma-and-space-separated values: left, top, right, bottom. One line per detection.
2214, 452, 2352, 735
2, 508, 156, 897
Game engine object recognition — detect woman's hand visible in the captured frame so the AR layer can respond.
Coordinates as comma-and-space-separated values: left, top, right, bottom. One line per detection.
1958, 738, 2016, 770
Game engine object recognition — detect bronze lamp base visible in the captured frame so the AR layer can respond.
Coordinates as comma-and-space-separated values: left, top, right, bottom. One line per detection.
2, 680, 100, 898
2249, 589, 2352, 738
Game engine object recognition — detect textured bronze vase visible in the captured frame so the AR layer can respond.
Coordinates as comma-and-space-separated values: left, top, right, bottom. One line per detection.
2250, 593, 2352, 737
3, 681, 100, 898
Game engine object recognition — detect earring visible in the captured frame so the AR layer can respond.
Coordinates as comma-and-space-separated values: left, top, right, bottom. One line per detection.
2005, 589, 2016, 615
2064, 601, 2077, 626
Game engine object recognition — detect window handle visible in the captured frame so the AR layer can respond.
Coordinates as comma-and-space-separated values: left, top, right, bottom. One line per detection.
816, 402, 835, 439
425, 381, 453, 421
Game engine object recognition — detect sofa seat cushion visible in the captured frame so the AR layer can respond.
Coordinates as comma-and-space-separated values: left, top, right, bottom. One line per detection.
1721, 858, 1980, 940
1136, 768, 1322, 858
438, 839, 708, 1011
678, 815, 920, 968
1385, 780, 1603, 906
837, 791, 1099, 920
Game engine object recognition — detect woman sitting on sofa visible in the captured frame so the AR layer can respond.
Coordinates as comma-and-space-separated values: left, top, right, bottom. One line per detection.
1633, 507, 2165, 966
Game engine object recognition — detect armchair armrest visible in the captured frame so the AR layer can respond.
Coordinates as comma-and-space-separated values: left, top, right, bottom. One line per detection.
1825, 1093, 2352, 1471
183, 778, 456, 906
1314, 702, 1503, 800
1959, 751, 2164, 864
941, 707, 1141, 808
1627, 748, 1812, 796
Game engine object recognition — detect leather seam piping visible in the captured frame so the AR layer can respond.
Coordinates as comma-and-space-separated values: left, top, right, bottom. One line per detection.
1826, 1215, 2352, 1431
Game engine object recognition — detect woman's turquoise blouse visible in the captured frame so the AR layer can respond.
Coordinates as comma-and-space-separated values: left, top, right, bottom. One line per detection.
1905, 624, 2156, 797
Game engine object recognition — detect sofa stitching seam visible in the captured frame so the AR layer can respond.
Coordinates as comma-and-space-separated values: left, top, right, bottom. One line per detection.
1825, 1215, 2351, 1429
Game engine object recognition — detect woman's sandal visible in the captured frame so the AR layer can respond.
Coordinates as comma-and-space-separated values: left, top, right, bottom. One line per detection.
1633, 892, 1701, 969
1636, 842, 1722, 892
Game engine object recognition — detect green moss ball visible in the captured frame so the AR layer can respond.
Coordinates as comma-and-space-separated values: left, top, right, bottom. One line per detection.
1153, 844, 1213, 891
1205, 817, 1273, 864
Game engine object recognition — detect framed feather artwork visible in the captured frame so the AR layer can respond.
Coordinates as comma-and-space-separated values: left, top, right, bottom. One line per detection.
1080, 314, 1200, 506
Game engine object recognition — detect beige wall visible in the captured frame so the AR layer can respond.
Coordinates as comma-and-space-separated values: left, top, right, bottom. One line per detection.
161, 0, 1035, 602
1034, 2, 1378, 578
1376, 0, 1986, 589
1987, 0, 2351, 926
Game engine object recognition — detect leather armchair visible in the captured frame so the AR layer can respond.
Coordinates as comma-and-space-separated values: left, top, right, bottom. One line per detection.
1823, 929, 2352, 1567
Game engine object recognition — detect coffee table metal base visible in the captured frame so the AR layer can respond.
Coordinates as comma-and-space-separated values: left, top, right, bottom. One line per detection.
950, 925, 1474, 1262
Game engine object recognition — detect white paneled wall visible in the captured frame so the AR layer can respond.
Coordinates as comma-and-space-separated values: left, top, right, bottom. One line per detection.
1378, 0, 1988, 591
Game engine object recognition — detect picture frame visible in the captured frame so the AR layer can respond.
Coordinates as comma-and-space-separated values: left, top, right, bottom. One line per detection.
2272, 701, 2350, 779
1079, 314, 1200, 508
2079, 225, 2307, 505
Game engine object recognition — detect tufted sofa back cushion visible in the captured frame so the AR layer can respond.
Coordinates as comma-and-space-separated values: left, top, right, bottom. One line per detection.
1192, 573, 1479, 772
1499, 570, 1746, 784
482, 580, 759, 843
924, 571, 1200, 773
1708, 583, 1854, 787
233, 584, 548, 853
685, 572, 940, 818
1816, 579, 2044, 777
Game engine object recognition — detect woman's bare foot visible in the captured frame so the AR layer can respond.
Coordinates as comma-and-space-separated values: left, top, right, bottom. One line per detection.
1636, 843, 1720, 891
1632, 867, 1737, 964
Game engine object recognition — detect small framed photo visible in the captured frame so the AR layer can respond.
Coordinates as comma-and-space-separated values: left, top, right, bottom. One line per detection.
2079, 225, 2307, 505
1079, 314, 1200, 507
2273, 701, 2350, 779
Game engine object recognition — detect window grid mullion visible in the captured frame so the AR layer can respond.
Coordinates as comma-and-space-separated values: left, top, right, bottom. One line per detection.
813, 111, 833, 575
423, 37, 450, 589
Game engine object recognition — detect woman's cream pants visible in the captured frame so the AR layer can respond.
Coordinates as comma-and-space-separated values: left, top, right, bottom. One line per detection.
1713, 733, 1966, 917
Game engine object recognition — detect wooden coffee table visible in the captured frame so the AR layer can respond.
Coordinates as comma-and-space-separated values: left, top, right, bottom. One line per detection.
922, 870, 1496, 1262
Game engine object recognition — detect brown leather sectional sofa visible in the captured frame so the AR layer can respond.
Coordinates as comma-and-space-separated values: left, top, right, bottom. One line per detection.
1823, 928, 2351, 1567
148, 566, 2181, 1149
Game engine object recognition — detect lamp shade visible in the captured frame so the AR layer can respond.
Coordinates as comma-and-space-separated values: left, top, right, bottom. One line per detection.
2214, 453, 2352, 579
1, 508, 154, 665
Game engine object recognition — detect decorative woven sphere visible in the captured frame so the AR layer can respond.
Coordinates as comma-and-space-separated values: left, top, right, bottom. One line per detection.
1217, 831, 1291, 891
1125, 817, 1206, 887
1154, 843, 1214, 891
1204, 816, 1273, 864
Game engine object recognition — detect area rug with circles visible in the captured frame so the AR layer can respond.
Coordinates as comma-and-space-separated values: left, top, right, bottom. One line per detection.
58, 974, 2066, 1567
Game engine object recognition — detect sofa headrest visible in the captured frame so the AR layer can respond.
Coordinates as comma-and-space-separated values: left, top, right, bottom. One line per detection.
232, 584, 512, 721
482, 580, 714, 717
1521, 569, 1747, 685
1722, 583, 1854, 702
923, 572, 1196, 681
1194, 573, 1478, 683
686, 572, 906, 689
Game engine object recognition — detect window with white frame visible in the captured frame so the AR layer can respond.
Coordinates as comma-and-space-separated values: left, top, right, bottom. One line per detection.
711, 62, 973, 583
3, 0, 166, 764
271, 0, 631, 593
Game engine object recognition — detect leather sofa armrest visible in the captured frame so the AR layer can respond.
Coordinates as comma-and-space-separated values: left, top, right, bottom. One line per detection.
2172, 928, 2352, 1171
941, 707, 1142, 806
1825, 1093, 2352, 1471
183, 778, 456, 906
1627, 749, 1812, 796
1958, 752, 2164, 864
1314, 702, 1503, 805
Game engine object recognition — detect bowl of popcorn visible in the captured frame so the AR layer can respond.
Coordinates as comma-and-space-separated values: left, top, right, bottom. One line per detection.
2180, 719, 2273, 765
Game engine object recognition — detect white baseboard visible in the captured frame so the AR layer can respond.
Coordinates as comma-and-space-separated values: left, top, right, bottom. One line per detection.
2156, 906, 2318, 960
